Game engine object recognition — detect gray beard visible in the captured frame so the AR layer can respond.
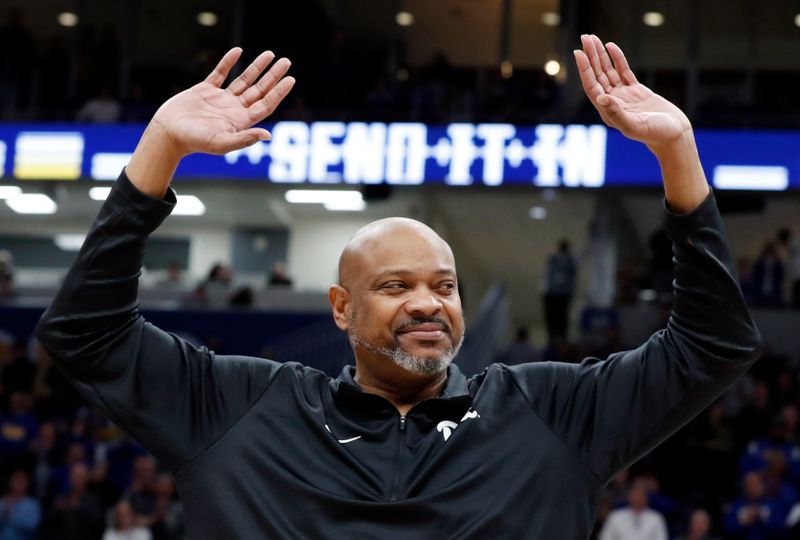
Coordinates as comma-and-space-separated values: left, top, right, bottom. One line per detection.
349, 332, 464, 376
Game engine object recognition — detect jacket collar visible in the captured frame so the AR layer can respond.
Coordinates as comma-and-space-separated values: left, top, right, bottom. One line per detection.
332, 363, 473, 417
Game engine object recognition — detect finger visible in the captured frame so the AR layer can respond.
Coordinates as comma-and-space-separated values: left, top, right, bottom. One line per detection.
573, 50, 605, 104
241, 58, 292, 107
227, 50, 275, 96
205, 47, 243, 87
590, 35, 622, 87
595, 93, 628, 128
606, 42, 638, 85
585, 35, 615, 91
248, 76, 296, 122
209, 128, 271, 155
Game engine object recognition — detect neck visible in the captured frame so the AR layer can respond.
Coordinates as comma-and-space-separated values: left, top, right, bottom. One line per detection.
354, 367, 447, 416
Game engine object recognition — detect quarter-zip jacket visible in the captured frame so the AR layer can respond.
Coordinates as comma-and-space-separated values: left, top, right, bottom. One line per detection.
36, 171, 761, 539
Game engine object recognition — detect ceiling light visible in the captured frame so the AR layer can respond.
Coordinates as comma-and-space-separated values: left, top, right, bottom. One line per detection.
57, 12, 78, 27
541, 12, 560, 26
396, 11, 414, 26
54, 234, 86, 251
197, 11, 218, 26
643, 11, 665, 27
529, 206, 547, 220
500, 61, 514, 79
0, 186, 22, 199
6, 193, 57, 214
544, 60, 561, 76
89, 187, 112, 201
323, 199, 366, 212
173, 195, 206, 216
795, 13, 800, 27
285, 190, 362, 204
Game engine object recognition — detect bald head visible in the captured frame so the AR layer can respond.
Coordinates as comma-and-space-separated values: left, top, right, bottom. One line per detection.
338, 218, 455, 289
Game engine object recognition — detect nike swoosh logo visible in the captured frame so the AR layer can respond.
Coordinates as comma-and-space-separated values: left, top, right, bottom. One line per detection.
325, 424, 362, 444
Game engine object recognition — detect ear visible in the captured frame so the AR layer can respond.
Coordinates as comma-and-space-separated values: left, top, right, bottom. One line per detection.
329, 284, 351, 331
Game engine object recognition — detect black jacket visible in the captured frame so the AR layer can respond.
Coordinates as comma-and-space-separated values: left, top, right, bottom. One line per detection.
36, 171, 761, 539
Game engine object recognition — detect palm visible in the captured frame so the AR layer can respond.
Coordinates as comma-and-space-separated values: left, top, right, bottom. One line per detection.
575, 35, 691, 148
152, 49, 295, 156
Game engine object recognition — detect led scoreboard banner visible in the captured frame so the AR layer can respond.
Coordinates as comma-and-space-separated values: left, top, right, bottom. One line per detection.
0, 122, 797, 190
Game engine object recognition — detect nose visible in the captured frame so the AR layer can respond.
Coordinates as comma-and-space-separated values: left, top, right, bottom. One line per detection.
404, 285, 443, 317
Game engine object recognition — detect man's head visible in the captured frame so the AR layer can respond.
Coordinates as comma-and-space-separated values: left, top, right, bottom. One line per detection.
7, 470, 29, 498
687, 509, 711, 537
743, 471, 764, 501
627, 482, 648, 512
329, 218, 464, 380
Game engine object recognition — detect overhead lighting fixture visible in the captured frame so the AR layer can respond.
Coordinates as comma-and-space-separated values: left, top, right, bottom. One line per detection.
396, 68, 409, 82
6, 193, 57, 214
643, 11, 665, 27
395, 11, 414, 26
285, 190, 366, 212
529, 206, 547, 220
541, 11, 560, 26
544, 60, 561, 76
197, 11, 218, 27
173, 195, 206, 216
89, 187, 112, 201
500, 60, 513, 79
795, 13, 800, 27
0, 186, 22, 199
54, 234, 87, 251
57, 12, 79, 27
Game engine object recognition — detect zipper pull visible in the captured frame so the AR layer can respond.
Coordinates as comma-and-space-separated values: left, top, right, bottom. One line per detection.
399, 415, 406, 432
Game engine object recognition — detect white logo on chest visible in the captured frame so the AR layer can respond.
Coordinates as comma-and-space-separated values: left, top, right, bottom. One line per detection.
436, 408, 480, 442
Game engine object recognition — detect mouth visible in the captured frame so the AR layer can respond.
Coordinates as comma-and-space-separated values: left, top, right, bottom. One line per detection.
396, 322, 449, 341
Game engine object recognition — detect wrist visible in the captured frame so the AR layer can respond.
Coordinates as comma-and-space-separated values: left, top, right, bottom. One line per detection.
126, 120, 183, 199
647, 128, 696, 161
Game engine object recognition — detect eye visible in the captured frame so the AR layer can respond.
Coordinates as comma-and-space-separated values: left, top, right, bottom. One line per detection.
380, 281, 407, 291
437, 281, 456, 293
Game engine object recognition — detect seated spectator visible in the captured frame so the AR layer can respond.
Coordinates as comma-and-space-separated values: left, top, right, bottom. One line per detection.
724, 471, 788, 539
496, 327, 538, 365
0, 470, 41, 540
150, 474, 185, 540
43, 462, 104, 539
126, 456, 156, 528
102, 500, 151, 540
268, 261, 293, 288
751, 242, 785, 308
599, 483, 668, 540
676, 509, 719, 540
154, 262, 185, 292
0, 392, 38, 475
76, 84, 121, 124
0, 250, 13, 298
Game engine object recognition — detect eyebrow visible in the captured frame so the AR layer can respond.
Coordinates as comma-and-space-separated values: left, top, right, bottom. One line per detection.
372, 268, 456, 281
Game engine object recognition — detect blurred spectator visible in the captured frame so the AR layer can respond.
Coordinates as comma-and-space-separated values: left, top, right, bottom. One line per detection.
0, 393, 38, 475
735, 380, 776, 450
496, 327, 538, 365
205, 263, 233, 291
150, 474, 185, 540
0, 251, 14, 299
751, 243, 785, 308
0, 470, 40, 540
126, 456, 156, 528
76, 84, 122, 124
724, 471, 787, 539
599, 483, 668, 540
543, 239, 576, 346
737, 257, 756, 304
42, 462, 104, 539
676, 509, 719, 540
121, 84, 156, 124
103, 500, 152, 540
776, 228, 800, 308
268, 262, 293, 288
155, 262, 185, 292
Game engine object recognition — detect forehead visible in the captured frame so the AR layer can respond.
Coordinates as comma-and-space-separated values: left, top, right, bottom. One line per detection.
355, 226, 455, 279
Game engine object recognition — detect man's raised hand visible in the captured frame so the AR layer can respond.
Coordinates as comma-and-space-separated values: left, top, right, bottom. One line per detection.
152, 48, 295, 157
574, 35, 691, 152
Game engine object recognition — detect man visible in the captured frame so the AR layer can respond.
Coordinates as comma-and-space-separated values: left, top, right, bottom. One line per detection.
543, 239, 576, 346
0, 470, 40, 540
599, 483, 668, 540
36, 35, 761, 538
676, 509, 719, 540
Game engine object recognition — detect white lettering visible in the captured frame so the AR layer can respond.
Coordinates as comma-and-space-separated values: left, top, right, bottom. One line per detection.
445, 124, 476, 185
477, 124, 515, 186
531, 125, 563, 187
308, 122, 345, 183
342, 123, 387, 184
386, 123, 427, 185
268, 122, 309, 183
559, 126, 606, 187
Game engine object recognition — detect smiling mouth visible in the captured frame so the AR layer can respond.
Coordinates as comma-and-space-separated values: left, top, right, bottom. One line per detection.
396, 322, 449, 340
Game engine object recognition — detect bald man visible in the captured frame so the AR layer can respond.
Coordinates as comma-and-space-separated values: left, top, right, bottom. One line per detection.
37, 36, 761, 539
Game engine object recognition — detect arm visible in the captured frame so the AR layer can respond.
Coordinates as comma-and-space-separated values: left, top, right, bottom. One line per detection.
506, 35, 761, 483
36, 48, 296, 472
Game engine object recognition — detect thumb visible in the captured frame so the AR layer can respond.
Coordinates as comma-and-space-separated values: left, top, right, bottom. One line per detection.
596, 94, 625, 118
210, 128, 271, 154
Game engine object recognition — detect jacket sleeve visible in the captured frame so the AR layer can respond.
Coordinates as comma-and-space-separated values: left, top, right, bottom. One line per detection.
506, 191, 762, 484
35, 170, 283, 472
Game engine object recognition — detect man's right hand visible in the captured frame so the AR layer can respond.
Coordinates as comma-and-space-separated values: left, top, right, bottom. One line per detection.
126, 48, 295, 198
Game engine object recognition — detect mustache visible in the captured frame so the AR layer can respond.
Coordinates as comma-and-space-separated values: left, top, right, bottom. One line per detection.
395, 317, 452, 334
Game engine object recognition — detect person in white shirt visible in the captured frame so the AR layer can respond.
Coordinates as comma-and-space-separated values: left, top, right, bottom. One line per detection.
599, 482, 669, 540
102, 499, 152, 540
